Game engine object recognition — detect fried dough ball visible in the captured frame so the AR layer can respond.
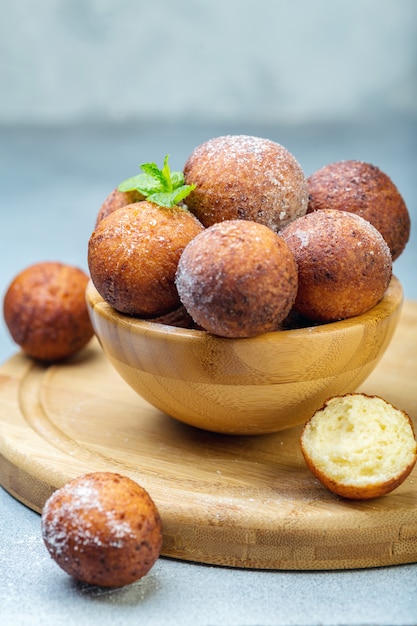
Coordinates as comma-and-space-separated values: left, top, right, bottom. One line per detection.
301, 394, 417, 500
88, 201, 205, 317
280, 210, 392, 322
95, 187, 145, 226
3, 261, 94, 362
41, 472, 162, 588
183, 135, 308, 232
175, 219, 298, 338
307, 160, 410, 261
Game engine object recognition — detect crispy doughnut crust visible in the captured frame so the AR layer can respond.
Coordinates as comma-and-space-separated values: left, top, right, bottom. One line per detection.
88, 201, 204, 317
184, 135, 308, 232
3, 261, 94, 362
95, 187, 145, 226
307, 160, 410, 261
280, 209, 392, 322
176, 219, 298, 338
41, 472, 162, 588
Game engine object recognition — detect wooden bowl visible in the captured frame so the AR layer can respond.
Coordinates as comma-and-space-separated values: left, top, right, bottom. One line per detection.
86, 277, 403, 435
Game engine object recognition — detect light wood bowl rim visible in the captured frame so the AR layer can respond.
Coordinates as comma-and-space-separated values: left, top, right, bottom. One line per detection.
86, 276, 403, 347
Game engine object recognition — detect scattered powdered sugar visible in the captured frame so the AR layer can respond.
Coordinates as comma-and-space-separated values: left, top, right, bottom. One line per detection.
193, 135, 303, 184
68, 481, 102, 509
185, 134, 309, 231
195, 134, 277, 163
292, 228, 310, 249
42, 476, 136, 557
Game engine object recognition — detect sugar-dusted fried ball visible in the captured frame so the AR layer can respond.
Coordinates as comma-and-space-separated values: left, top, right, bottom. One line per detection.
41, 472, 163, 588
88, 201, 205, 317
280, 209, 392, 322
307, 160, 410, 261
183, 135, 308, 232
175, 219, 298, 338
3, 261, 94, 362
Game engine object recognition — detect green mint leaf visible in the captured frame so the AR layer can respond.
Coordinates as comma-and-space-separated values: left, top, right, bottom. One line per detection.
161, 155, 173, 191
171, 184, 196, 205
147, 185, 196, 208
140, 162, 166, 186
118, 173, 164, 195
117, 156, 195, 207
118, 174, 145, 192
146, 192, 181, 208
171, 170, 185, 188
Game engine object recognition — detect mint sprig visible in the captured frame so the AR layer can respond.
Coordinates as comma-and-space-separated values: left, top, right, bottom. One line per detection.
118, 155, 195, 208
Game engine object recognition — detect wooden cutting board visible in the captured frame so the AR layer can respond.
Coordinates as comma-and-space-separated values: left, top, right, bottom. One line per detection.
1, 301, 417, 571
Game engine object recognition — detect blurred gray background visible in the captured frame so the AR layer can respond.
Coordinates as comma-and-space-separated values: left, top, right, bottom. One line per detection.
1, 0, 416, 358
1, 0, 416, 125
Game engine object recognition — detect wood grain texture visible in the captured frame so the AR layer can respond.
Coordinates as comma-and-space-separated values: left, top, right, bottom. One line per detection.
0, 299, 416, 571
86, 277, 403, 434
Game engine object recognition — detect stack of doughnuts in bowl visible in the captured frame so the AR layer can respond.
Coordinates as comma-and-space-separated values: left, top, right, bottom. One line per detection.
86, 135, 409, 443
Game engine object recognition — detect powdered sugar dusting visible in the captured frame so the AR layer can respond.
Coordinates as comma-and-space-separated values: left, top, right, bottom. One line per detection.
184, 134, 309, 232
42, 476, 136, 557
197, 135, 277, 162
292, 228, 310, 249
